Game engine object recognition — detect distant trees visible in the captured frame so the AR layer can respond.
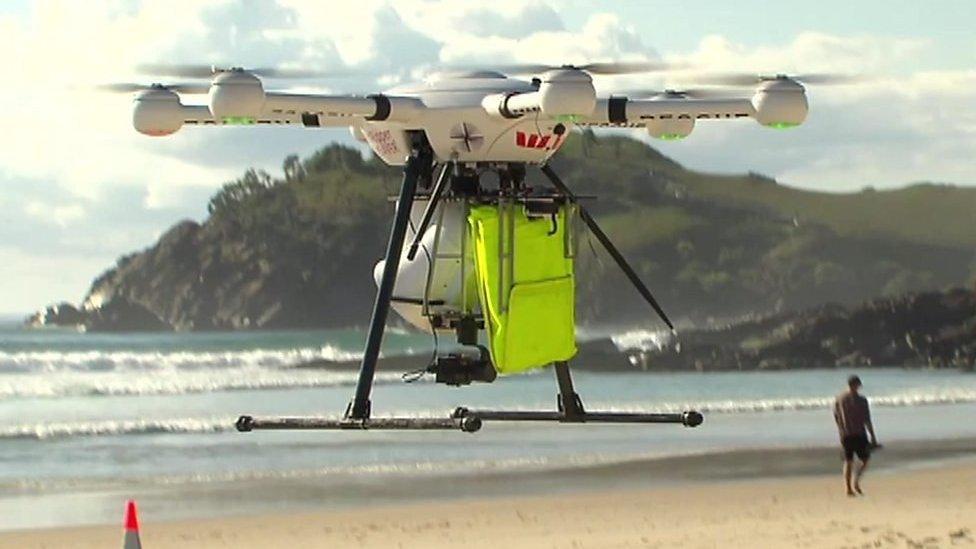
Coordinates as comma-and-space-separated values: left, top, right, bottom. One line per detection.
185, 137, 974, 327
207, 169, 274, 218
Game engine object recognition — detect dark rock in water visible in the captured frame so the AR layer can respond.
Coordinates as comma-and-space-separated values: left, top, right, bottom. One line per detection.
24, 294, 171, 333
628, 288, 976, 371
83, 297, 172, 332
24, 302, 85, 328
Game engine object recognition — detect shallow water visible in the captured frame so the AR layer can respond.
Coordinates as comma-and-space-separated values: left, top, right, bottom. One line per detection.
1, 322, 974, 529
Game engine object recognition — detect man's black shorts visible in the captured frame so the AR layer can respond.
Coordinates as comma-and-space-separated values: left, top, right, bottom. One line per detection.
841, 434, 871, 461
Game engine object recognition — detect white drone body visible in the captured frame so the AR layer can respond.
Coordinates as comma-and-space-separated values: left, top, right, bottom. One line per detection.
132, 67, 809, 165
120, 63, 825, 429
129, 65, 811, 333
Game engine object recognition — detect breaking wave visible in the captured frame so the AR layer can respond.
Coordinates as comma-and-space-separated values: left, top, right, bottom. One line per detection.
589, 388, 976, 415
0, 344, 424, 399
0, 367, 406, 399
0, 345, 363, 373
0, 417, 237, 440
607, 329, 672, 352
8, 389, 976, 441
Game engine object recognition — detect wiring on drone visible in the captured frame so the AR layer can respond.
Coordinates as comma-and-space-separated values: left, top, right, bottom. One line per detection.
402, 213, 440, 383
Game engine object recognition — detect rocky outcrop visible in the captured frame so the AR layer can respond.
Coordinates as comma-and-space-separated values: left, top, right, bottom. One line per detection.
83, 296, 171, 332
626, 288, 976, 371
26, 138, 976, 332
25, 302, 85, 328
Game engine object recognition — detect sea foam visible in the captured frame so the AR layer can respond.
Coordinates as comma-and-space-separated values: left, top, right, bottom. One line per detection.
0, 344, 363, 373
0, 366, 405, 399
7, 389, 975, 440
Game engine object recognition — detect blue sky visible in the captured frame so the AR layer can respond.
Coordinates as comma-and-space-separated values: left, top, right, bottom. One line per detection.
0, 0, 974, 314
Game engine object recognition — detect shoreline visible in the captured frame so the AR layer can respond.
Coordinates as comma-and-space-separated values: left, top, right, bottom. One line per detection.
2, 457, 974, 548
2, 436, 974, 533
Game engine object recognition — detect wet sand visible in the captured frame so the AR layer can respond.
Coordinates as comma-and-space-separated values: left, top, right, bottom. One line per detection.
2, 452, 974, 548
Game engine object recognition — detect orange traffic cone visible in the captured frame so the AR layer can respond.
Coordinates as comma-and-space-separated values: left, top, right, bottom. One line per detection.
123, 500, 142, 549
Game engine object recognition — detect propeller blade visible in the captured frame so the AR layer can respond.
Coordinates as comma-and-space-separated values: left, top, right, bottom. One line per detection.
790, 72, 870, 85
137, 63, 351, 80
687, 72, 869, 87
686, 73, 764, 87
97, 83, 149, 93
249, 67, 356, 79
579, 60, 681, 75
96, 82, 210, 94
167, 83, 211, 94
471, 63, 557, 75
613, 87, 739, 99
136, 63, 216, 79
455, 60, 683, 77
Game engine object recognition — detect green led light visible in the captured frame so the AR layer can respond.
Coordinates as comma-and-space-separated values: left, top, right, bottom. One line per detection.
766, 121, 799, 129
658, 133, 687, 141
222, 116, 256, 125
554, 114, 581, 123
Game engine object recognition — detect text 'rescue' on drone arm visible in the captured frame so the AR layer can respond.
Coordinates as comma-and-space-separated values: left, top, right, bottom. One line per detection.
577, 81, 809, 139
263, 93, 424, 124
578, 97, 756, 139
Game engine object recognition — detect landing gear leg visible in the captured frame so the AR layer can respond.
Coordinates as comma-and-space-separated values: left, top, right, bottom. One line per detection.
235, 160, 704, 434
554, 361, 585, 421
346, 140, 432, 421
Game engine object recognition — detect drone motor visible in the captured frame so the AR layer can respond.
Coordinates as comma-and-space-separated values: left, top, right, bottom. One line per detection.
132, 88, 183, 136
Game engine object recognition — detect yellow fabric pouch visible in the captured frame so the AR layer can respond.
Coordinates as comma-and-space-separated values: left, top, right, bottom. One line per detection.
467, 203, 577, 374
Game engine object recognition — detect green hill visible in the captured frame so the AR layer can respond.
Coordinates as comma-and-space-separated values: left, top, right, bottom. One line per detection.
28, 133, 976, 331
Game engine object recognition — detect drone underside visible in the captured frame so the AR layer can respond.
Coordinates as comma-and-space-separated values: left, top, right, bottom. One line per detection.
123, 65, 811, 166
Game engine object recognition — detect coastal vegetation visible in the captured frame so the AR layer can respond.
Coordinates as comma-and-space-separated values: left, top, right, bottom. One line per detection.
29, 133, 976, 332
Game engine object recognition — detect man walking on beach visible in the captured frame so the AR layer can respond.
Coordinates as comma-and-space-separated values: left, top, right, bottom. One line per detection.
834, 375, 879, 496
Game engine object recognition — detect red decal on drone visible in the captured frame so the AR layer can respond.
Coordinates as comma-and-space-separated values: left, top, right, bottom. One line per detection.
515, 131, 563, 151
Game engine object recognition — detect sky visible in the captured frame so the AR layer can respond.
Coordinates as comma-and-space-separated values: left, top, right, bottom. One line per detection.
0, 0, 974, 314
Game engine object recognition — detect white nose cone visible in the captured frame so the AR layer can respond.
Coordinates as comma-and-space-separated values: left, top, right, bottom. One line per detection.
132, 88, 183, 136
208, 70, 265, 123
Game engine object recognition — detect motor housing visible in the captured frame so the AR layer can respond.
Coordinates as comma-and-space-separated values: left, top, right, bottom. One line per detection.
132, 88, 183, 136
537, 68, 597, 119
208, 70, 265, 122
646, 116, 695, 140
752, 77, 808, 128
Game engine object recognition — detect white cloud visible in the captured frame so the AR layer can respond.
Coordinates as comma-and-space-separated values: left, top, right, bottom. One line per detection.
24, 201, 84, 227
633, 34, 976, 190
437, 11, 657, 66
0, 245, 109, 312
0, 1, 974, 312
667, 32, 929, 75
0, 1, 241, 200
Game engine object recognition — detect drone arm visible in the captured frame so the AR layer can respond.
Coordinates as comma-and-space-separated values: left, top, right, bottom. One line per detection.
179, 104, 304, 126
578, 97, 755, 126
264, 93, 425, 123
626, 97, 755, 121
180, 105, 217, 123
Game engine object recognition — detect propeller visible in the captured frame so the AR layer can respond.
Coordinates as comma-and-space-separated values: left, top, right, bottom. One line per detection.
135, 63, 351, 79
97, 82, 211, 94
455, 60, 685, 76
612, 87, 741, 99
685, 72, 869, 87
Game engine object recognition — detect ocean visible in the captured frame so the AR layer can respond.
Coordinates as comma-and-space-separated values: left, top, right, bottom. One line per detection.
1, 321, 975, 530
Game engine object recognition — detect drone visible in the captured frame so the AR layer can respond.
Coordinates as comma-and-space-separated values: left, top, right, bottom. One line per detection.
108, 61, 845, 433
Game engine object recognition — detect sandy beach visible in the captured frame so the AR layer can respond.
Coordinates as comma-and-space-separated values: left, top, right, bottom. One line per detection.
4, 458, 973, 549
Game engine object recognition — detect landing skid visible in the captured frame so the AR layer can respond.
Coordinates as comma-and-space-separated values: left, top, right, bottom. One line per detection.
236, 361, 703, 434
236, 132, 703, 435
235, 410, 701, 434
